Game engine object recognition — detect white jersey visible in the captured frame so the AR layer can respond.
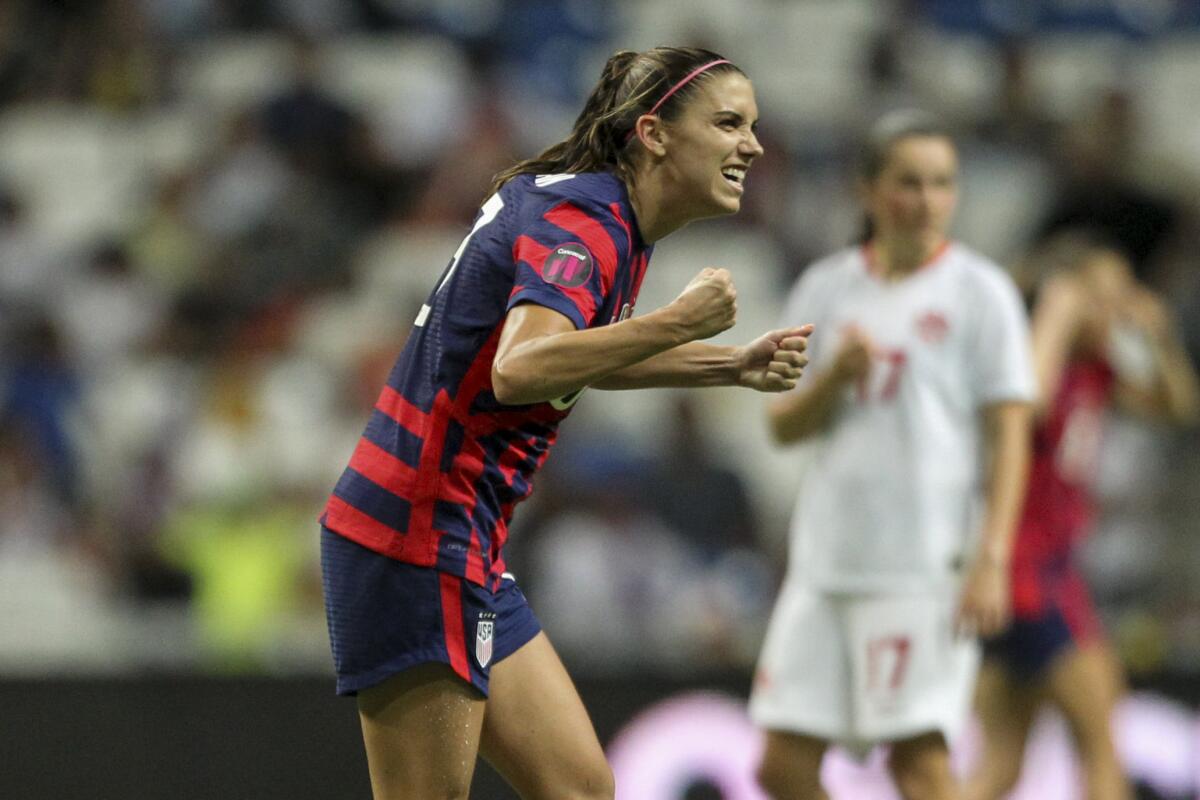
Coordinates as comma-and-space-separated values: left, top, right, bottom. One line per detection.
782, 242, 1034, 592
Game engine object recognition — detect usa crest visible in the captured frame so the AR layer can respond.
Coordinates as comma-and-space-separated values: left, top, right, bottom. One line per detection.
476, 614, 495, 668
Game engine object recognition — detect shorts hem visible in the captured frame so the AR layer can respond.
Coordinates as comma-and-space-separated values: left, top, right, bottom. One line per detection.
335, 648, 485, 698
751, 709, 958, 749
750, 707, 850, 743
492, 616, 542, 664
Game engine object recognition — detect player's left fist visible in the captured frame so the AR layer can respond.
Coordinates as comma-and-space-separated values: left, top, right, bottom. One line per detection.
736, 324, 814, 392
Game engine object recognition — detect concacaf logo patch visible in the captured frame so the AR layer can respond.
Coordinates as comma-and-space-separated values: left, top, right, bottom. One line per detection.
542, 243, 593, 289
476, 613, 496, 668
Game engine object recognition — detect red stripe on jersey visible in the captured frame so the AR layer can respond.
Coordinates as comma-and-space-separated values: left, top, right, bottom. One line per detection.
609, 201, 633, 261
513, 234, 597, 325
544, 203, 618, 295
631, 251, 649, 301
467, 405, 564, 438
1059, 571, 1100, 642
513, 234, 551, 267
496, 436, 535, 485
438, 436, 488, 583
347, 438, 419, 494
323, 496, 408, 560
376, 384, 427, 431
405, 389, 453, 558
438, 573, 471, 682
451, 329, 505, 585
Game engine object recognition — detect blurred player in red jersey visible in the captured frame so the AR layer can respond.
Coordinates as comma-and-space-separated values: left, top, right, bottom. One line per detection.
967, 235, 1200, 800
750, 111, 1035, 800
319, 47, 813, 799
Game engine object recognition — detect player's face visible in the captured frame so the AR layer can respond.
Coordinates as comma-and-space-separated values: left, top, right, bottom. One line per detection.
661, 72, 763, 219
865, 135, 958, 247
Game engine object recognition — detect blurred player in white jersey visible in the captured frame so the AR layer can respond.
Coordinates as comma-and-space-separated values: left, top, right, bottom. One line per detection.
750, 111, 1036, 800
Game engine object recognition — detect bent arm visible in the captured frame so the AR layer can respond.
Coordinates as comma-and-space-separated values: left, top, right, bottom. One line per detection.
765, 365, 849, 445
492, 303, 691, 405
592, 341, 741, 389
1114, 327, 1200, 426
1029, 280, 1085, 419
595, 323, 812, 391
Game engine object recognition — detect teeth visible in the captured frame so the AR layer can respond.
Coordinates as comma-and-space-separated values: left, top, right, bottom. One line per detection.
722, 167, 746, 183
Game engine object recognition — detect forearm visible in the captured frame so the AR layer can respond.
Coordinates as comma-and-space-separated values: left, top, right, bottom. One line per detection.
975, 402, 1033, 568
493, 307, 690, 404
1030, 296, 1082, 417
767, 367, 847, 444
593, 341, 740, 389
1148, 335, 1200, 425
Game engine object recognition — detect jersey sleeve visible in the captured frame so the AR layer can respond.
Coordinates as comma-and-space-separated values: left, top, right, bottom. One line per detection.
969, 269, 1037, 405
508, 198, 621, 330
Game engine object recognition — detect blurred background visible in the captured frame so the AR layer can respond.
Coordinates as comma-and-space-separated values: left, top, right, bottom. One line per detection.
2, 0, 1199, 797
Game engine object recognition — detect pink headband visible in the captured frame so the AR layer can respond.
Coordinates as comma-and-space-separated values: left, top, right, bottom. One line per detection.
625, 59, 732, 143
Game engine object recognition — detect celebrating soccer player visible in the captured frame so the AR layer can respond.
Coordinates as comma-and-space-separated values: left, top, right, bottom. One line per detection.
319, 47, 812, 799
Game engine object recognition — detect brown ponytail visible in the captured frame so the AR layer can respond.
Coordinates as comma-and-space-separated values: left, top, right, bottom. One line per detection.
488, 46, 743, 195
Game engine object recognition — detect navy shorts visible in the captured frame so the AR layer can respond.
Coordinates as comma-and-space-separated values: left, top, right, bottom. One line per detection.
984, 563, 1100, 681
320, 527, 541, 697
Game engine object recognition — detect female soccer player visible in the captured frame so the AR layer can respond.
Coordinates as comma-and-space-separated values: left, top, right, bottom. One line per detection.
967, 236, 1200, 800
749, 111, 1036, 800
319, 47, 812, 799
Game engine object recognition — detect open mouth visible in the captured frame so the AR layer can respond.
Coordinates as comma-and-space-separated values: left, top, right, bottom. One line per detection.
721, 165, 746, 192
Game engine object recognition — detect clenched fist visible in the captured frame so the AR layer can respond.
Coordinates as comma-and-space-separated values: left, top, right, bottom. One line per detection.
735, 324, 814, 392
671, 267, 738, 341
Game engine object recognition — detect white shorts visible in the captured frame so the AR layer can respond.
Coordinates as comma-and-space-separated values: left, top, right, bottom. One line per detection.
749, 582, 979, 752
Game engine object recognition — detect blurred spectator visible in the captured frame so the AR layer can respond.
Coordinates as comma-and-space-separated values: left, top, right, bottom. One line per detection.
647, 394, 758, 562
525, 445, 701, 673
1, 315, 83, 505
86, 0, 165, 112
409, 53, 518, 224
126, 171, 210, 295
0, 186, 64, 312
0, 414, 75, 554
188, 109, 293, 241
158, 496, 316, 670
54, 241, 166, 372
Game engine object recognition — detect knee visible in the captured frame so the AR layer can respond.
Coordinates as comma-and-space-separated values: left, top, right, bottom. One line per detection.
563, 760, 614, 800
756, 755, 822, 800
972, 755, 1023, 800
888, 736, 955, 800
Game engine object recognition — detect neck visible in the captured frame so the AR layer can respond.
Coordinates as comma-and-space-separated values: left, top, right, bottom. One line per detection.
625, 167, 690, 244
870, 233, 947, 279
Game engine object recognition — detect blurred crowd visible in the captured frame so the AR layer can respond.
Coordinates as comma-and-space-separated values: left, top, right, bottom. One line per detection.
2, 0, 1200, 682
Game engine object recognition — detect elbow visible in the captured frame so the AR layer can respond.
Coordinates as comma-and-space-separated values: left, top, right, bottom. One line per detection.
491, 360, 532, 406
767, 407, 803, 446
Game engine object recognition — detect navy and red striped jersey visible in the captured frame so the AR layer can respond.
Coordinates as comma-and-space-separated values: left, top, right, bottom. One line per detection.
322, 171, 652, 589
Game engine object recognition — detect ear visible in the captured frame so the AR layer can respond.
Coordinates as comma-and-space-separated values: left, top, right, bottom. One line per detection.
633, 114, 669, 157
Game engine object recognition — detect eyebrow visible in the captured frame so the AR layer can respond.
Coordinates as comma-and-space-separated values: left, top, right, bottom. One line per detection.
714, 110, 759, 130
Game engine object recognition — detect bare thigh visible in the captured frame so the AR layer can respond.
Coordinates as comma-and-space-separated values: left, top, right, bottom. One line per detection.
1045, 640, 1122, 735
356, 662, 487, 800
1045, 641, 1132, 800
478, 631, 613, 800
965, 661, 1040, 800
